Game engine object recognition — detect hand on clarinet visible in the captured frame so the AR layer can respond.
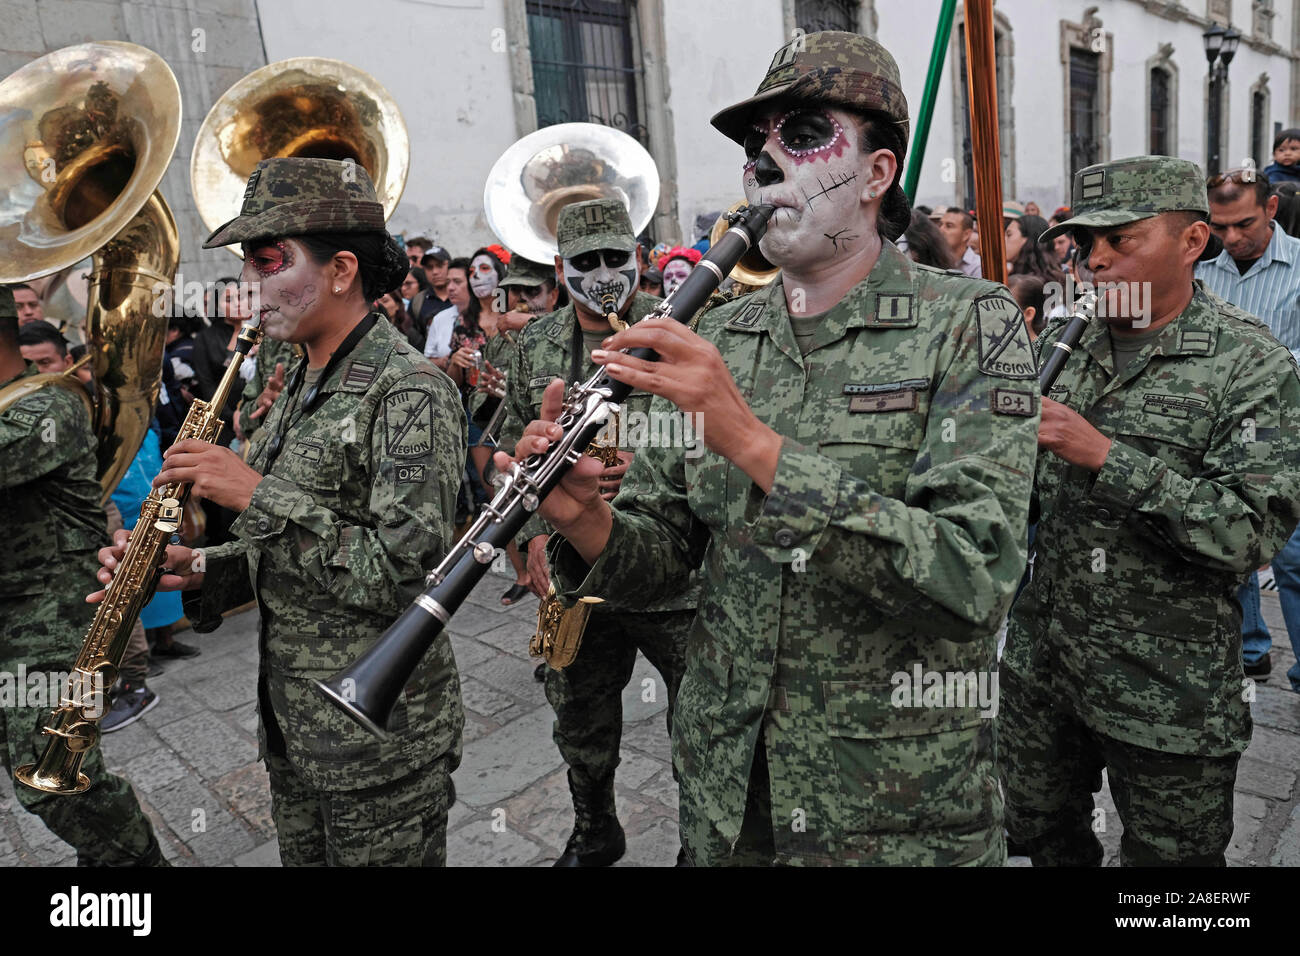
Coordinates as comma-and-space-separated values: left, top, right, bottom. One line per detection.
589, 317, 783, 492
491, 378, 611, 564
87, 529, 204, 604
1039, 397, 1112, 471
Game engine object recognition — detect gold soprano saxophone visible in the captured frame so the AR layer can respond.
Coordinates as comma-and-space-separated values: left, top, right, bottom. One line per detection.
529, 297, 626, 671
17, 320, 263, 794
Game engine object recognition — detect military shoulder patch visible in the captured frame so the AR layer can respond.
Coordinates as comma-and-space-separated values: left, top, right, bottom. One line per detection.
991, 387, 1035, 416
1177, 330, 1214, 355
724, 299, 765, 331
341, 361, 378, 390
871, 293, 915, 327
974, 294, 1037, 379
384, 388, 434, 459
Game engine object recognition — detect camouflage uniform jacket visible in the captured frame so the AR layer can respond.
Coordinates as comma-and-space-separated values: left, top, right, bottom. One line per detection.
1007, 281, 1300, 757
550, 243, 1042, 863
0, 366, 103, 658
499, 291, 697, 614
185, 318, 467, 790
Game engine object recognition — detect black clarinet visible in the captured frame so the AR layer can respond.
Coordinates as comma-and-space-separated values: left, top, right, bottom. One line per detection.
316, 203, 775, 737
1038, 288, 1098, 395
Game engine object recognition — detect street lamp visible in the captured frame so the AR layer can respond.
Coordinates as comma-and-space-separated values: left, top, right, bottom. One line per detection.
1204, 24, 1241, 175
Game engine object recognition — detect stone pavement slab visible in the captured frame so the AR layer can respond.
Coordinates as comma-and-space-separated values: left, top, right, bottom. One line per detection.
3, 571, 1297, 868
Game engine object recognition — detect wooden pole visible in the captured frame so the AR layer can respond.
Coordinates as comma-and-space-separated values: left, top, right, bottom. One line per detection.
964, 0, 1006, 284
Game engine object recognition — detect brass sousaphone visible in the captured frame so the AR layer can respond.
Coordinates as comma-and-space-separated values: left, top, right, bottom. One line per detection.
482, 123, 659, 670
0, 41, 182, 500
191, 57, 409, 246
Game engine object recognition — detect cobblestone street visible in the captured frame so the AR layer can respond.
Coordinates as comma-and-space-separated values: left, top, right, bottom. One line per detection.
3, 571, 1297, 867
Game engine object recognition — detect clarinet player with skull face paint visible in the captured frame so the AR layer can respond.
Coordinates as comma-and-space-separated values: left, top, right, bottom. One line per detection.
503, 32, 1042, 864
495, 198, 695, 866
90, 158, 466, 866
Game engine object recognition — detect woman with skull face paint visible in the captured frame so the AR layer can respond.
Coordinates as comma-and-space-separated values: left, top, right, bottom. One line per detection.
658, 246, 702, 298
92, 157, 467, 866
507, 32, 1041, 866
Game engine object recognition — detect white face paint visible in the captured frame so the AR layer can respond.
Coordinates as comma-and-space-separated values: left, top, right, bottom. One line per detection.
661, 258, 693, 296
469, 254, 501, 299
741, 106, 877, 270
240, 238, 323, 341
562, 248, 638, 316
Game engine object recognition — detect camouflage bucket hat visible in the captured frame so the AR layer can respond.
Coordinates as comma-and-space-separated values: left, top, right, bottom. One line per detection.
711, 30, 910, 145
1040, 155, 1209, 243
0, 286, 15, 321
498, 256, 554, 288
556, 198, 637, 259
203, 156, 387, 249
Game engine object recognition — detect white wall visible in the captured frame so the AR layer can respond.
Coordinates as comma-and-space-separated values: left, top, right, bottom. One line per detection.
257, 0, 519, 256
660, 0, 787, 242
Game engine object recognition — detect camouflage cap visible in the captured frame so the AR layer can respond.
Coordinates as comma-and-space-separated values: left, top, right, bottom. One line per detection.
1040, 155, 1209, 243
498, 256, 555, 288
711, 31, 909, 145
0, 286, 14, 321
556, 199, 637, 259
203, 157, 386, 249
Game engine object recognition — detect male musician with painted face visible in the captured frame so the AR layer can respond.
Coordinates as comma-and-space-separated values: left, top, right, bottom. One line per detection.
1003, 156, 1300, 866
501, 31, 1041, 865
495, 198, 695, 866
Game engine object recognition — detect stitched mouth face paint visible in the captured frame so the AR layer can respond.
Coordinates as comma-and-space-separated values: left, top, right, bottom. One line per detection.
563, 249, 638, 316
743, 108, 847, 171
742, 106, 876, 272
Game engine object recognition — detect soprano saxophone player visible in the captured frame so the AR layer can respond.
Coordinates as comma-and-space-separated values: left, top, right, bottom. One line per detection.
92, 158, 466, 866
498, 32, 1042, 865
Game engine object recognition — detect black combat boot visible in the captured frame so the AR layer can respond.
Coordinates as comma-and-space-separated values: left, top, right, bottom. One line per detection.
553, 770, 624, 867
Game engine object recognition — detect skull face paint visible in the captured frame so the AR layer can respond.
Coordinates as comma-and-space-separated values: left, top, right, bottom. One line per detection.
240, 238, 322, 341
562, 248, 638, 316
661, 258, 694, 296
742, 106, 875, 270
469, 253, 501, 299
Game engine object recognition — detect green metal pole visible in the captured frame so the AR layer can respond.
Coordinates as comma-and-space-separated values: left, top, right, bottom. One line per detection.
903, 0, 960, 203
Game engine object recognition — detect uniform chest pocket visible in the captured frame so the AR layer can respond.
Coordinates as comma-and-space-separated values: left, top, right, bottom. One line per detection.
273, 436, 346, 493
817, 413, 926, 498
1114, 408, 1211, 474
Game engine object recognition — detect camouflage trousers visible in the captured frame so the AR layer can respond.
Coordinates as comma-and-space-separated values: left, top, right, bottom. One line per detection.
543, 608, 692, 793
265, 752, 455, 866
2, 698, 163, 866
1000, 665, 1239, 866
680, 723, 1006, 867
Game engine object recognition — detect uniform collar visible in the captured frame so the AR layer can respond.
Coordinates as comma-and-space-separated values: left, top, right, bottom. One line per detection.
540, 291, 664, 354
1076, 280, 1220, 389
303, 312, 395, 397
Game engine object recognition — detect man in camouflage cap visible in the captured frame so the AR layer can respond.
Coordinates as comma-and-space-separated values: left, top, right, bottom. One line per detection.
0, 287, 165, 865
496, 196, 696, 865
502, 32, 1040, 865
95, 156, 466, 866
1003, 155, 1300, 864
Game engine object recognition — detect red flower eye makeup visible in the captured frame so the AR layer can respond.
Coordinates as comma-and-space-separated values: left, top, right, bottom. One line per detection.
245, 240, 295, 276
743, 109, 846, 170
